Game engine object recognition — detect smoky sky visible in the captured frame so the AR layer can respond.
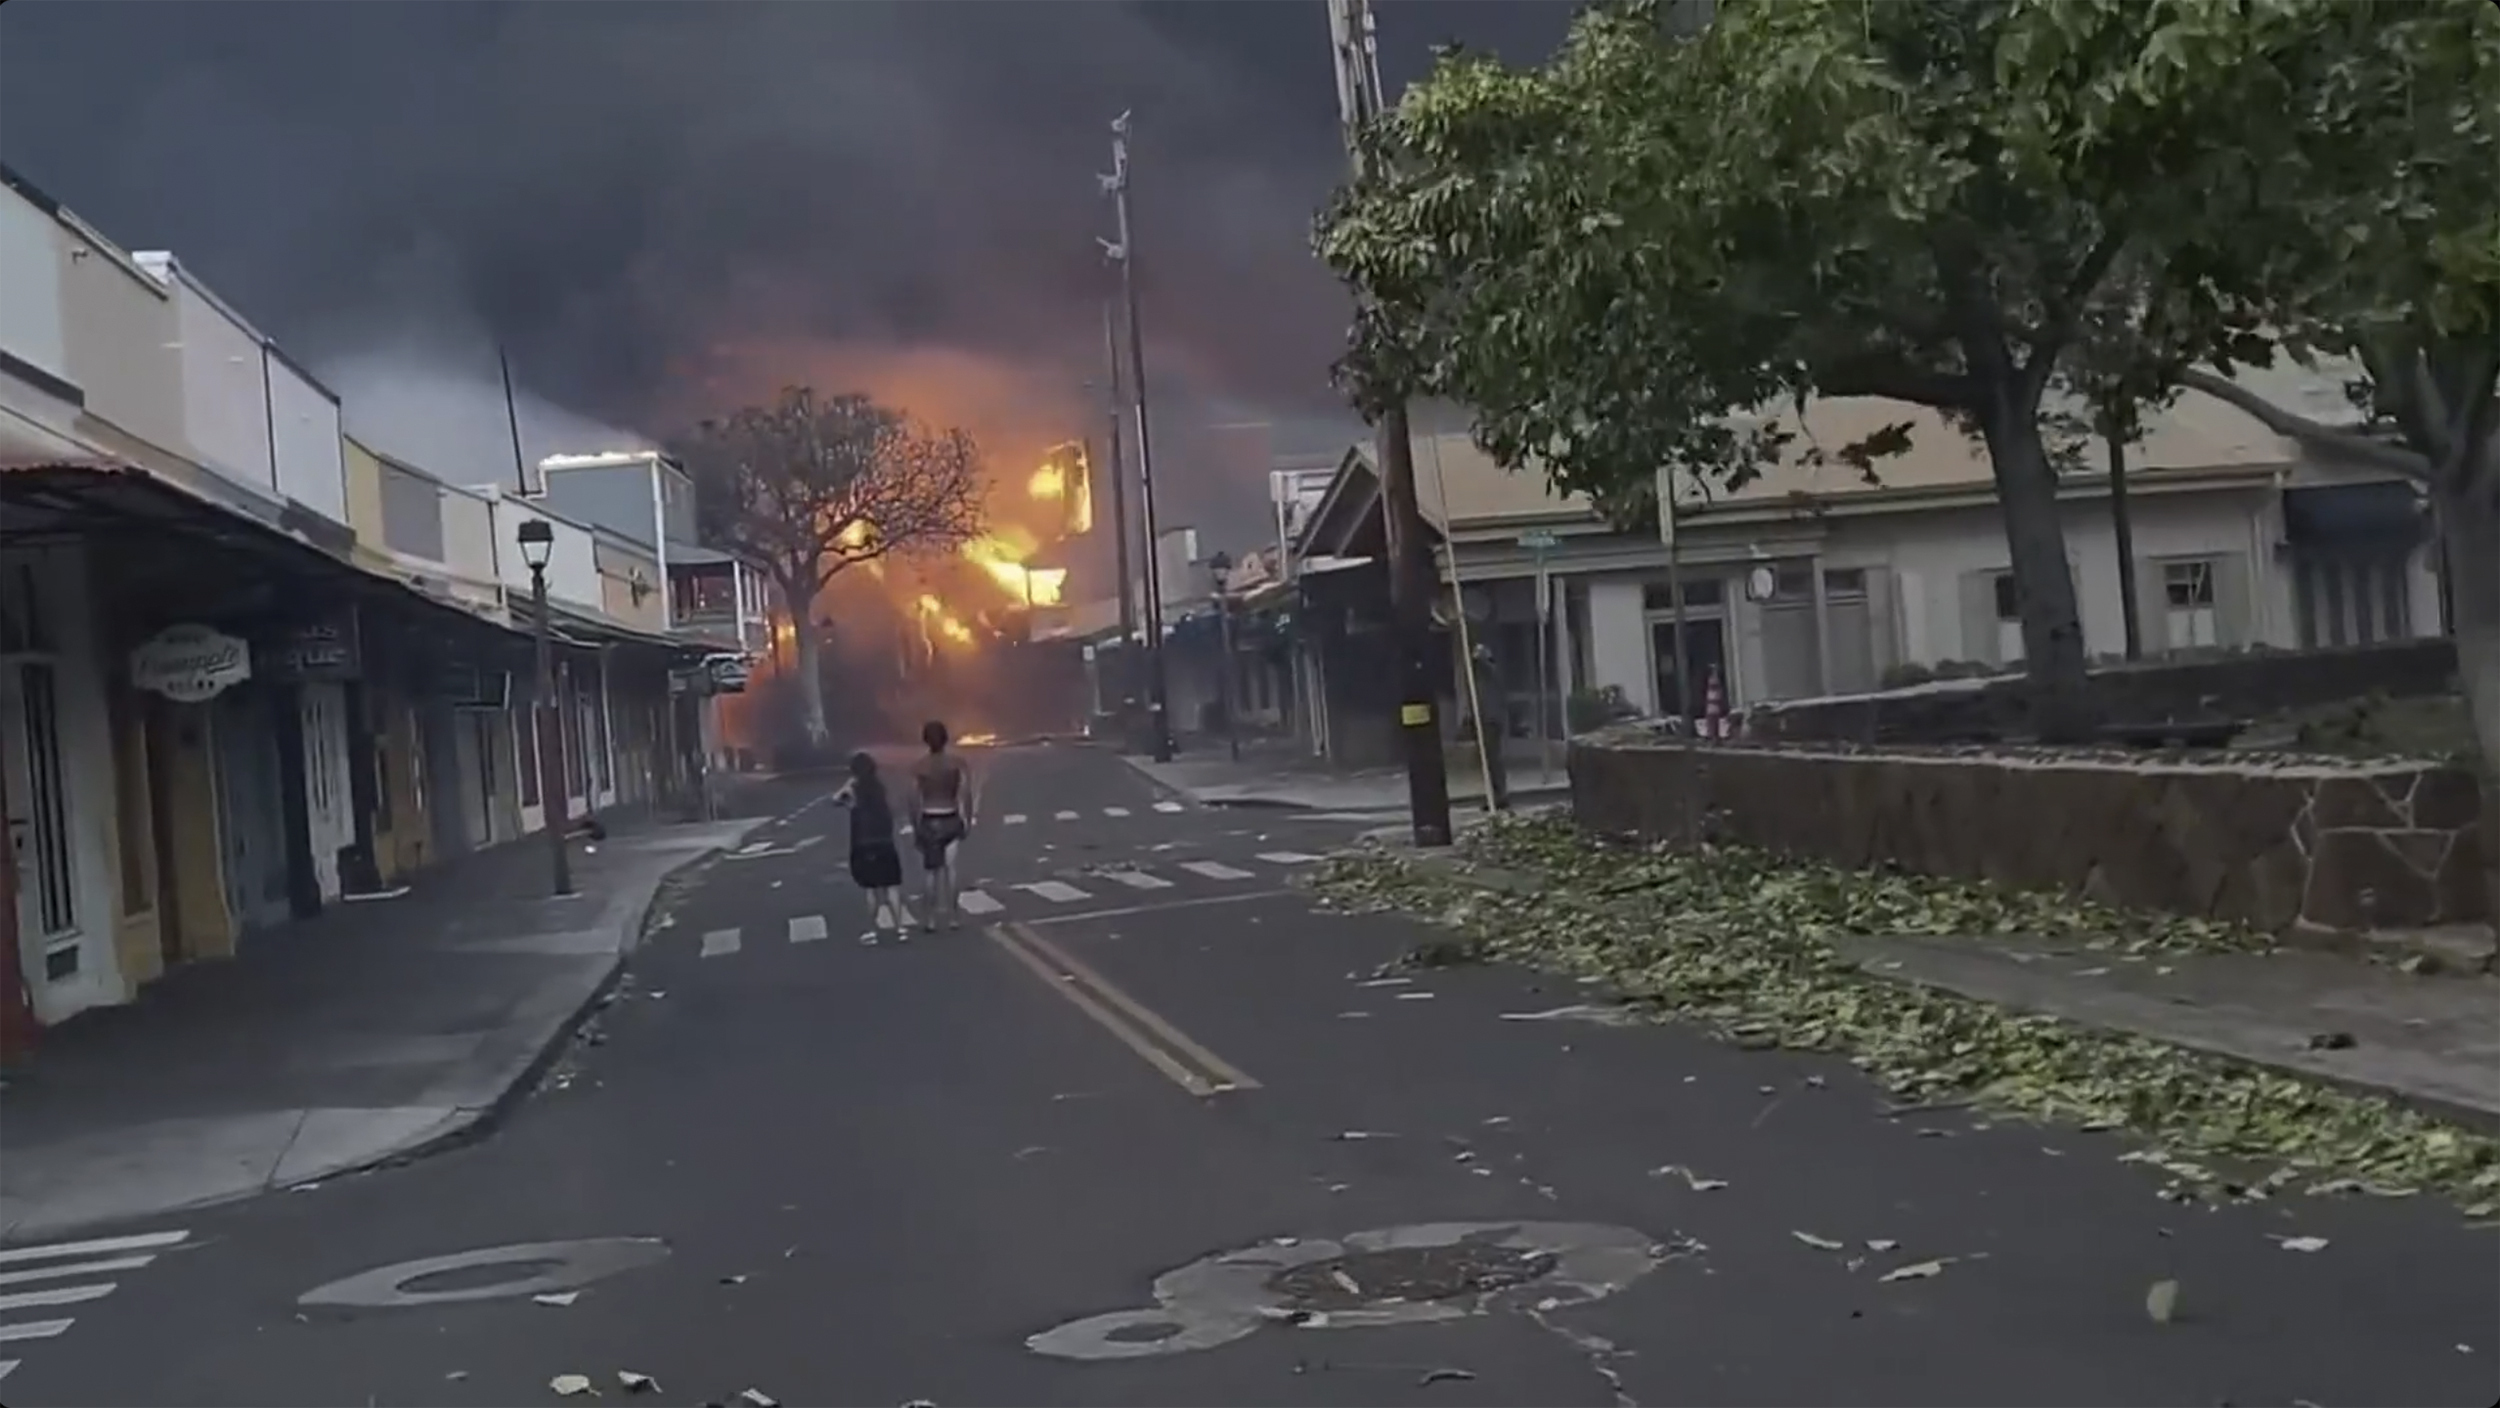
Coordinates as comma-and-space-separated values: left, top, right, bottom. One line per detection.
0, 0, 1572, 547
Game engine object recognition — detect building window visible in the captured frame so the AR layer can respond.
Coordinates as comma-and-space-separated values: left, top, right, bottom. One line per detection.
2163, 559, 2220, 649
1641, 577, 1725, 612
1824, 568, 1867, 599
2295, 552, 2412, 648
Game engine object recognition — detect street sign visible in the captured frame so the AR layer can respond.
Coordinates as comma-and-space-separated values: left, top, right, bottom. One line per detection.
1516, 528, 1560, 552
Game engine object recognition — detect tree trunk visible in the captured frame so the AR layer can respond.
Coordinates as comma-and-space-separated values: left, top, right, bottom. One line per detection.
2436, 479, 2500, 935
780, 574, 831, 747
1978, 388, 2092, 741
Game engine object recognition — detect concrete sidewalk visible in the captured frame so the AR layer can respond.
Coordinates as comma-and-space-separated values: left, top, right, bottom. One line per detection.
1834, 931, 2500, 1131
1120, 736, 1571, 813
0, 811, 767, 1242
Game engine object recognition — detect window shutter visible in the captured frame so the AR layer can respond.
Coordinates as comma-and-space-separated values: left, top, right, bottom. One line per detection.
1864, 567, 1900, 675
1958, 570, 2000, 666
2136, 558, 2171, 655
2209, 551, 2254, 646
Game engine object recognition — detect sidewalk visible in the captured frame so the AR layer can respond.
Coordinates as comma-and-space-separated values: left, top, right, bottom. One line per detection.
0, 810, 766, 1242
1384, 845, 2500, 1131
1833, 931, 2500, 1131
1121, 735, 1572, 813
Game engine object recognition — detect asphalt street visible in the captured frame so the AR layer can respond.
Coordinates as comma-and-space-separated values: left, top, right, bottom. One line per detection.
5, 743, 2494, 1408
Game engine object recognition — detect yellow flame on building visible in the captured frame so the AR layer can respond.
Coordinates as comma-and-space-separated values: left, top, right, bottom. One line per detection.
1028, 463, 1065, 500
960, 531, 1066, 607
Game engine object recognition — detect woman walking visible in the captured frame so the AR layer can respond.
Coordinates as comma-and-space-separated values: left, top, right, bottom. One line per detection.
908, 719, 977, 931
834, 750, 909, 941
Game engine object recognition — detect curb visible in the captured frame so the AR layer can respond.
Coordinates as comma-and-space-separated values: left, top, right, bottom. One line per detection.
338, 819, 769, 1181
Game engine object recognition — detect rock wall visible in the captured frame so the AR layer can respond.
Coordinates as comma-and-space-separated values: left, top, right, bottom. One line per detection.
1568, 735, 2490, 941
1747, 639, 2459, 744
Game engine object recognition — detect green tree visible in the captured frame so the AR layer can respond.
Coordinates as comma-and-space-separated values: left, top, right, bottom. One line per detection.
675, 389, 985, 746
2165, 0, 2499, 801
1319, 0, 2338, 737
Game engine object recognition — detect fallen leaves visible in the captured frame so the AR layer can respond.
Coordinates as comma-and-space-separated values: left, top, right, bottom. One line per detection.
532, 1291, 581, 1307
1313, 816, 2500, 1209
1877, 1258, 1951, 1283
1792, 1231, 1846, 1251
2273, 1235, 2331, 1253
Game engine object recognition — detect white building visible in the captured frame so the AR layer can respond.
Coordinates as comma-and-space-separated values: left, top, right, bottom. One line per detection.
1294, 380, 2443, 735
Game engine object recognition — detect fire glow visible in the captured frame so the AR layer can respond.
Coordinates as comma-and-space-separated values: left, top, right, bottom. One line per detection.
960, 529, 1066, 607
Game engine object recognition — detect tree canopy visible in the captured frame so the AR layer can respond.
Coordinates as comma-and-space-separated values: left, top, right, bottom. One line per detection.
1317, 0, 2481, 731
674, 387, 985, 741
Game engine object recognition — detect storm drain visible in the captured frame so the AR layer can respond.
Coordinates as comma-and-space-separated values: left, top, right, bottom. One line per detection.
1268, 1238, 1558, 1312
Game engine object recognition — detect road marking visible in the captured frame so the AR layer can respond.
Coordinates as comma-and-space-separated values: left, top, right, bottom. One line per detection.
1007, 922, 1260, 1094
1153, 801, 1185, 813
959, 889, 1005, 915
788, 914, 829, 944
1179, 860, 1255, 881
1256, 851, 1327, 865
1103, 870, 1172, 890
1103, 806, 1132, 817
0, 1255, 156, 1288
0, 1358, 16, 1381
700, 928, 742, 958
1026, 889, 1295, 927
1004, 814, 1029, 825
0, 1320, 71, 1343
1020, 880, 1092, 903
1054, 809, 1081, 821
989, 926, 1215, 1096
0, 1231, 188, 1268
0, 1284, 116, 1313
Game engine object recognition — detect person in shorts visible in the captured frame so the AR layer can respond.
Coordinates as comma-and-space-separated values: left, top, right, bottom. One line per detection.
833, 750, 908, 941
908, 720, 976, 930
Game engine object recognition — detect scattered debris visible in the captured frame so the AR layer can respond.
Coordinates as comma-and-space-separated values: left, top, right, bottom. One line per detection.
1865, 1239, 1898, 1252
533, 1291, 581, 1307
1013, 1145, 1051, 1160
446, 1371, 469, 1382
550, 1373, 597, 1397
738, 1390, 780, 1408
1650, 1164, 1729, 1192
720, 1274, 749, 1286
2273, 1235, 2331, 1253
1397, 990, 1437, 1001
1418, 1367, 1478, 1386
2306, 1031, 2358, 1051
1483, 1115, 1513, 1126
1878, 1258, 1951, 1282
2145, 1279, 2181, 1324
1792, 1231, 1845, 1251
1334, 1130, 1392, 1141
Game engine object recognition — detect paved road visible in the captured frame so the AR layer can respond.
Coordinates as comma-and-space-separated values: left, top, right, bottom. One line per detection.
9, 744, 2494, 1407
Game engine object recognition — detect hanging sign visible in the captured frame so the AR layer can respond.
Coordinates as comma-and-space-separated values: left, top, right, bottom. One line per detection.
270, 607, 362, 682
131, 624, 252, 703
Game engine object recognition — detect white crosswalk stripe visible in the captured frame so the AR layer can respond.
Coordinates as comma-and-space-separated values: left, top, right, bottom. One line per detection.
1103, 870, 1172, 890
1153, 801, 1186, 813
959, 889, 1005, 915
788, 915, 829, 944
0, 1228, 185, 1383
700, 928, 742, 958
1102, 806, 1131, 817
1020, 880, 1093, 903
1255, 851, 1326, 865
1178, 860, 1256, 881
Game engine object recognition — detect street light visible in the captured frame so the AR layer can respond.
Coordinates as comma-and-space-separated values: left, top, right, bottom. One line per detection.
1207, 551, 1240, 763
516, 518, 574, 897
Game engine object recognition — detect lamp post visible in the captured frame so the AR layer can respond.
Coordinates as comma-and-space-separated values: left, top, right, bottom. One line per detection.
516, 518, 574, 897
1207, 552, 1241, 762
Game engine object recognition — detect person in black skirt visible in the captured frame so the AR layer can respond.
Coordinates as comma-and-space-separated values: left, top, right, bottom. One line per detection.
834, 750, 908, 941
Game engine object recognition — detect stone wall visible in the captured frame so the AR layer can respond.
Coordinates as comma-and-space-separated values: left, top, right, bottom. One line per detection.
1747, 639, 2459, 744
1569, 735, 2490, 941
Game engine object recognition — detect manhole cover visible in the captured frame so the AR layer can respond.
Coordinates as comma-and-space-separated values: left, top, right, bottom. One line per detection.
1268, 1240, 1558, 1311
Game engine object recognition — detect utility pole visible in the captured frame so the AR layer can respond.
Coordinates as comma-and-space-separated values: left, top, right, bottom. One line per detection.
1101, 111, 1174, 762
1098, 300, 1141, 735
1327, 0, 1453, 846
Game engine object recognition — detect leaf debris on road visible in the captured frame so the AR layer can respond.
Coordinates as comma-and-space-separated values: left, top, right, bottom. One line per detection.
2146, 1279, 2181, 1324
550, 1373, 597, 1397
532, 1291, 581, 1307
1313, 817, 2500, 1208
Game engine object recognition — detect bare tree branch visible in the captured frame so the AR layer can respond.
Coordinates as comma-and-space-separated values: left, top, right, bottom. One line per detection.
673, 386, 987, 599
2176, 369, 2431, 481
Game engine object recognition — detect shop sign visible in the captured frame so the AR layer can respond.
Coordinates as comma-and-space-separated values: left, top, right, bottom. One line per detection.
131, 624, 252, 703
271, 608, 362, 682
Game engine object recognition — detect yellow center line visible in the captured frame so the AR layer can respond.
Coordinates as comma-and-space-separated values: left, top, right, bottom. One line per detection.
1005, 921, 1263, 1093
